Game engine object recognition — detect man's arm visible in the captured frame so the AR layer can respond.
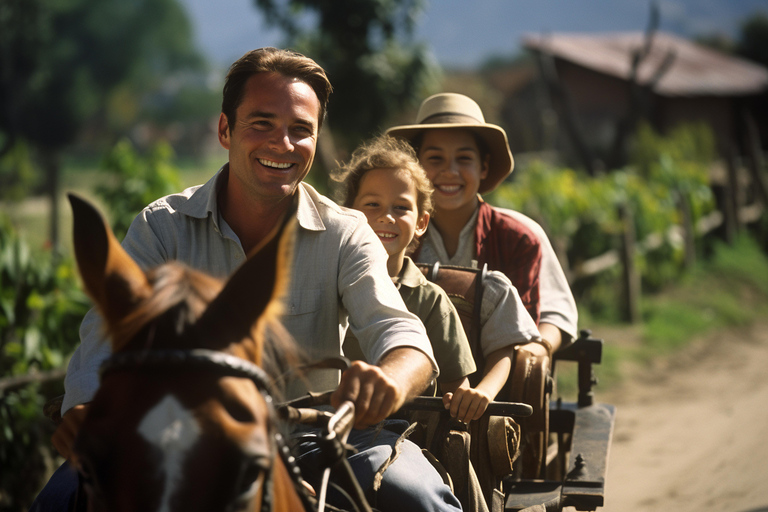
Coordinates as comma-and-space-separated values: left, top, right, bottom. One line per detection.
331, 347, 434, 428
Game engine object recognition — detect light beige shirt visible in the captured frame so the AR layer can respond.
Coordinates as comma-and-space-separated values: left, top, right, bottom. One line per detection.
62, 166, 437, 413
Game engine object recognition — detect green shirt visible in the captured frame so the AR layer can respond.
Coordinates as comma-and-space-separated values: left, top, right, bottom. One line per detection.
344, 257, 476, 383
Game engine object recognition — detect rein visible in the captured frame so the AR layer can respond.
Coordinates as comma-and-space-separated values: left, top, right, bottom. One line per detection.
99, 349, 314, 512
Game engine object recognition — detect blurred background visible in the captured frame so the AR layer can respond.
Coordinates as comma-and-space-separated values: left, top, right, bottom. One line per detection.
1, 1, 768, 510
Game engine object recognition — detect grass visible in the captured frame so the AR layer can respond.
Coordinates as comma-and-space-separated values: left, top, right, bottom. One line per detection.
558, 234, 768, 400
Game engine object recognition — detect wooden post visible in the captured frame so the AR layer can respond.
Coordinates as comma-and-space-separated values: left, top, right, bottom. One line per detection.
725, 143, 742, 234
619, 204, 640, 323
744, 111, 768, 207
677, 191, 696, 269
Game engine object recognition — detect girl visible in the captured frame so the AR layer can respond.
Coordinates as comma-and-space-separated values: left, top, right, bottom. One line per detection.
387, 93, 578, 357
336, 134, 539, 422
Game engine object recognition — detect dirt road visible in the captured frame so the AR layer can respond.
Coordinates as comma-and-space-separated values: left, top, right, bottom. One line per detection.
600, 323, 768, 511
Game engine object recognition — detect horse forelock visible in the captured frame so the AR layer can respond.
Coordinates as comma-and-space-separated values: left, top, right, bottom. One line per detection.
109, 263, 224, 350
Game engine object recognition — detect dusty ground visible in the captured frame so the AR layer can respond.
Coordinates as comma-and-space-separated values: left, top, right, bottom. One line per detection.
598, 322, 768, 512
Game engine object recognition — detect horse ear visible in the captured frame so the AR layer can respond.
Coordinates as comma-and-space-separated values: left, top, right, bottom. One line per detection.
195, 202, 297, 358
68, 194, 152, 341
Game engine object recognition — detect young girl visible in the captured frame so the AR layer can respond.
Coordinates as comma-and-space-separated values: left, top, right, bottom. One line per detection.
387, 93, 578, 357
336, 134, 539, 422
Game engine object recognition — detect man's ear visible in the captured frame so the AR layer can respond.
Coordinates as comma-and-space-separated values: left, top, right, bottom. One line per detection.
415, 211, 430, 237
218, 113, 231, 150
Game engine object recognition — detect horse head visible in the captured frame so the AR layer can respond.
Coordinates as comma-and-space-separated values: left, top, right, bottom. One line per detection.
67, 194, 307, 512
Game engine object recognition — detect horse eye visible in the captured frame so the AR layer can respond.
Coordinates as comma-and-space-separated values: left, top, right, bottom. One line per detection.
223, 397, 257, 423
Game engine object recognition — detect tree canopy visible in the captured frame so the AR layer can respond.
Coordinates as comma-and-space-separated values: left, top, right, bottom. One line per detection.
0, 0, 204, 154
254, 0, 440, 150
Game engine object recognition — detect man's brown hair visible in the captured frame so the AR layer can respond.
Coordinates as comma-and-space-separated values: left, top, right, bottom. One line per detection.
222, 47, 332, 130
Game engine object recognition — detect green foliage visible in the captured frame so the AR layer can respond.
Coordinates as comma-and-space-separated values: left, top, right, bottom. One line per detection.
254, 0, 441, 148
0, 0, 203, 150
738, 12, 768, 67
0, 140, 40, 202
95, 139, 182, 240
640, 235, 768, 355
0, 220, 89, 510
490, 123, 717, 317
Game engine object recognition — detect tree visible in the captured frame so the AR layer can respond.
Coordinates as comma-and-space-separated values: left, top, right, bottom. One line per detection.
254, 0, 440, 155
737, 12, 768, 68
0, 0, 204, 250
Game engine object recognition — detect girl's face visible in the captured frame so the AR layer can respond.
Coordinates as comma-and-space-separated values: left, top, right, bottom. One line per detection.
418, 128, 489, 213
352, 167, 429, 260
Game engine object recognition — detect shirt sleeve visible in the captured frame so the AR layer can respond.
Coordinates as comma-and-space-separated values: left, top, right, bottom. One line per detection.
479, 270, 542, 357
536, 228, 579, 343
339, 220, 438, 375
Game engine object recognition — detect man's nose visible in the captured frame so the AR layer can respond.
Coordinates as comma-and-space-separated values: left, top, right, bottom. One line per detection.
268, 129, 294, 152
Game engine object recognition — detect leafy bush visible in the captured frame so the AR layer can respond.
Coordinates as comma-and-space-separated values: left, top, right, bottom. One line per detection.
489, 123, 716, 319
95, 139, 182, 240
0, 220, 89, 511
0, 141, 41, 202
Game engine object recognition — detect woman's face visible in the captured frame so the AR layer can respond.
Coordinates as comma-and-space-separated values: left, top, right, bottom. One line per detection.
418, 128, 489, 214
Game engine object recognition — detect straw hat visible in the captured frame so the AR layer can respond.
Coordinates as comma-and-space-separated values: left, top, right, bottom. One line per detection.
386, 93, 514, 193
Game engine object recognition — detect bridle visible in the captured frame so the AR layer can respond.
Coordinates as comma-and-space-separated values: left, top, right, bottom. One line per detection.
97, 348, 315, 512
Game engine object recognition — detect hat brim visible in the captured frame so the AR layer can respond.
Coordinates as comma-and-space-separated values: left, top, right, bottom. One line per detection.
386, 122, 514, 194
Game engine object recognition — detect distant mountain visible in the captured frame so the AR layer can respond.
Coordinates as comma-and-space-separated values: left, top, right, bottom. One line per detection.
179, 0, 768, 70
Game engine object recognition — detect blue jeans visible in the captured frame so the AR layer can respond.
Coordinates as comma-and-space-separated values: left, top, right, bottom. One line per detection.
295, 421, 462, 512
31, 425, 462, 512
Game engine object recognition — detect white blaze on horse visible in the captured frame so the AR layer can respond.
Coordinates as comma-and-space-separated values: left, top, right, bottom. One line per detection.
67, 194, 309, 512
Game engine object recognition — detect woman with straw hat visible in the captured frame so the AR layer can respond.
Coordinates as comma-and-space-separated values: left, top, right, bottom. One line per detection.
387, 92, 578, 355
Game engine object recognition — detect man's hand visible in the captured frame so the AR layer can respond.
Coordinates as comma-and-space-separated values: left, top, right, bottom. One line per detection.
331, 347, 434, 429
51, 404, 90, 459
331, 360, 402, 428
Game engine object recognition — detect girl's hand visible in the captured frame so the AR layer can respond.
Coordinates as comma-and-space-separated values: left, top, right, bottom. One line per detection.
442, 386, 492, 423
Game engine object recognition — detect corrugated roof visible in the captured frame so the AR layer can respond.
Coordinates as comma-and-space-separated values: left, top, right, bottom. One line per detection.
523, 31, 768, 97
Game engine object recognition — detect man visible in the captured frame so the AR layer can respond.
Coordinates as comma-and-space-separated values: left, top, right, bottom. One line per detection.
34, 48, 461, 512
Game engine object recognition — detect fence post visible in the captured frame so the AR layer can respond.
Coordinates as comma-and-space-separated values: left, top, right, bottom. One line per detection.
744, 112, 768, 208
619, 204, 641, 323
677, 191, 696, 269
725, 144, 743, 234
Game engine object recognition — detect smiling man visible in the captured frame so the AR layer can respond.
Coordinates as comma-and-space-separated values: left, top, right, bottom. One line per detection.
33, 48, 461, 512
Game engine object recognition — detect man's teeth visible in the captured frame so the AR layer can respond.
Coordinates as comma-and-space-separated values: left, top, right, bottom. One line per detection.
259, 159, 292, 169
378, 233, 396, 239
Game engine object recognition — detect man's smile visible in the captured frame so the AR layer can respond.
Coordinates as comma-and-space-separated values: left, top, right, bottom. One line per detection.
258, 158, 294, 170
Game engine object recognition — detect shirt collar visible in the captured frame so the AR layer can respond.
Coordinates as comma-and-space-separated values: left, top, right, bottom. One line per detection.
393, 256, 428, 289
176, 164, 326, 233
176, 164, 228, 228
295, 182, 326, 232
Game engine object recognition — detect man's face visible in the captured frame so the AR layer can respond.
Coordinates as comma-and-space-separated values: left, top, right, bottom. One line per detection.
218, 72, 321, 203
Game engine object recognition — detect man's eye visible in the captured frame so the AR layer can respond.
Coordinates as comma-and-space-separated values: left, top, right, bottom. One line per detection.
292, 125, 313, 136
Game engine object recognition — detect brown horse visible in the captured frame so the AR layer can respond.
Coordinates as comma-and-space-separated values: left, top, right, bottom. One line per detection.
66, 194, 310, 512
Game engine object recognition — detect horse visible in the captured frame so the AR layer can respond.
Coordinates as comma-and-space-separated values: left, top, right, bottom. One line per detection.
66, 194, 311, 512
